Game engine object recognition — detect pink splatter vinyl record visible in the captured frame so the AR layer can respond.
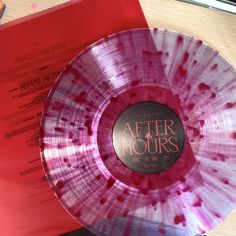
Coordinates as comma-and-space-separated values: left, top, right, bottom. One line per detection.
40, 28, 236, 236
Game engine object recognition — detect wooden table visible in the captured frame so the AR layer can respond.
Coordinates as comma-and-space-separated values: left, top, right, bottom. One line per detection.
1, 0, 236, 235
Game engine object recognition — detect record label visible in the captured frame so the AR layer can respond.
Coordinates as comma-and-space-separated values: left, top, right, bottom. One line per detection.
112, 102, 185, 174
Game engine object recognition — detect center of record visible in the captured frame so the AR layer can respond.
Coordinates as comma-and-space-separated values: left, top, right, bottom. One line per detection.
112, 102, 185, 174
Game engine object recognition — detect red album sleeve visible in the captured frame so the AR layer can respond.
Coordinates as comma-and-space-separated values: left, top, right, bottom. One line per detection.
0, 1, 147, 235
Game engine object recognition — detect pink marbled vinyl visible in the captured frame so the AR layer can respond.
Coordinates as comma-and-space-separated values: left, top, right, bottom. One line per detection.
40, 28, 236, 236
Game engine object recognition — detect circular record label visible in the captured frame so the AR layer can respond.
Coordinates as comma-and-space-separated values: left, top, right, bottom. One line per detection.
112, 102, 185, 174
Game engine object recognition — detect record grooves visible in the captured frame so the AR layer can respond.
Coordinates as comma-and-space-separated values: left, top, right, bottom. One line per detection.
40, 28, 236, 236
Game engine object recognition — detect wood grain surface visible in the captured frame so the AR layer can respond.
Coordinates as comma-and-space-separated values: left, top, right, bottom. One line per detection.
1, 0, 236, 235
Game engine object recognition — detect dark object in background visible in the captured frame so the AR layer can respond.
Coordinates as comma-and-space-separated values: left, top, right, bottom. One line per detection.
60, 229, 207, 236
179, 0, 236, 14
0, 1, 6, 20
222, 0, 236, 4
61, 228, 96, 236
61, 228, 208, 236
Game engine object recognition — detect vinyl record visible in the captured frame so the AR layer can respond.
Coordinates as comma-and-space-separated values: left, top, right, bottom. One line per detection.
40, 28, 236, 236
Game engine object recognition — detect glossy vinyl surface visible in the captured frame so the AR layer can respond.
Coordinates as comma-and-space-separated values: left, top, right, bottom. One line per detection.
41, 28, 236, 236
